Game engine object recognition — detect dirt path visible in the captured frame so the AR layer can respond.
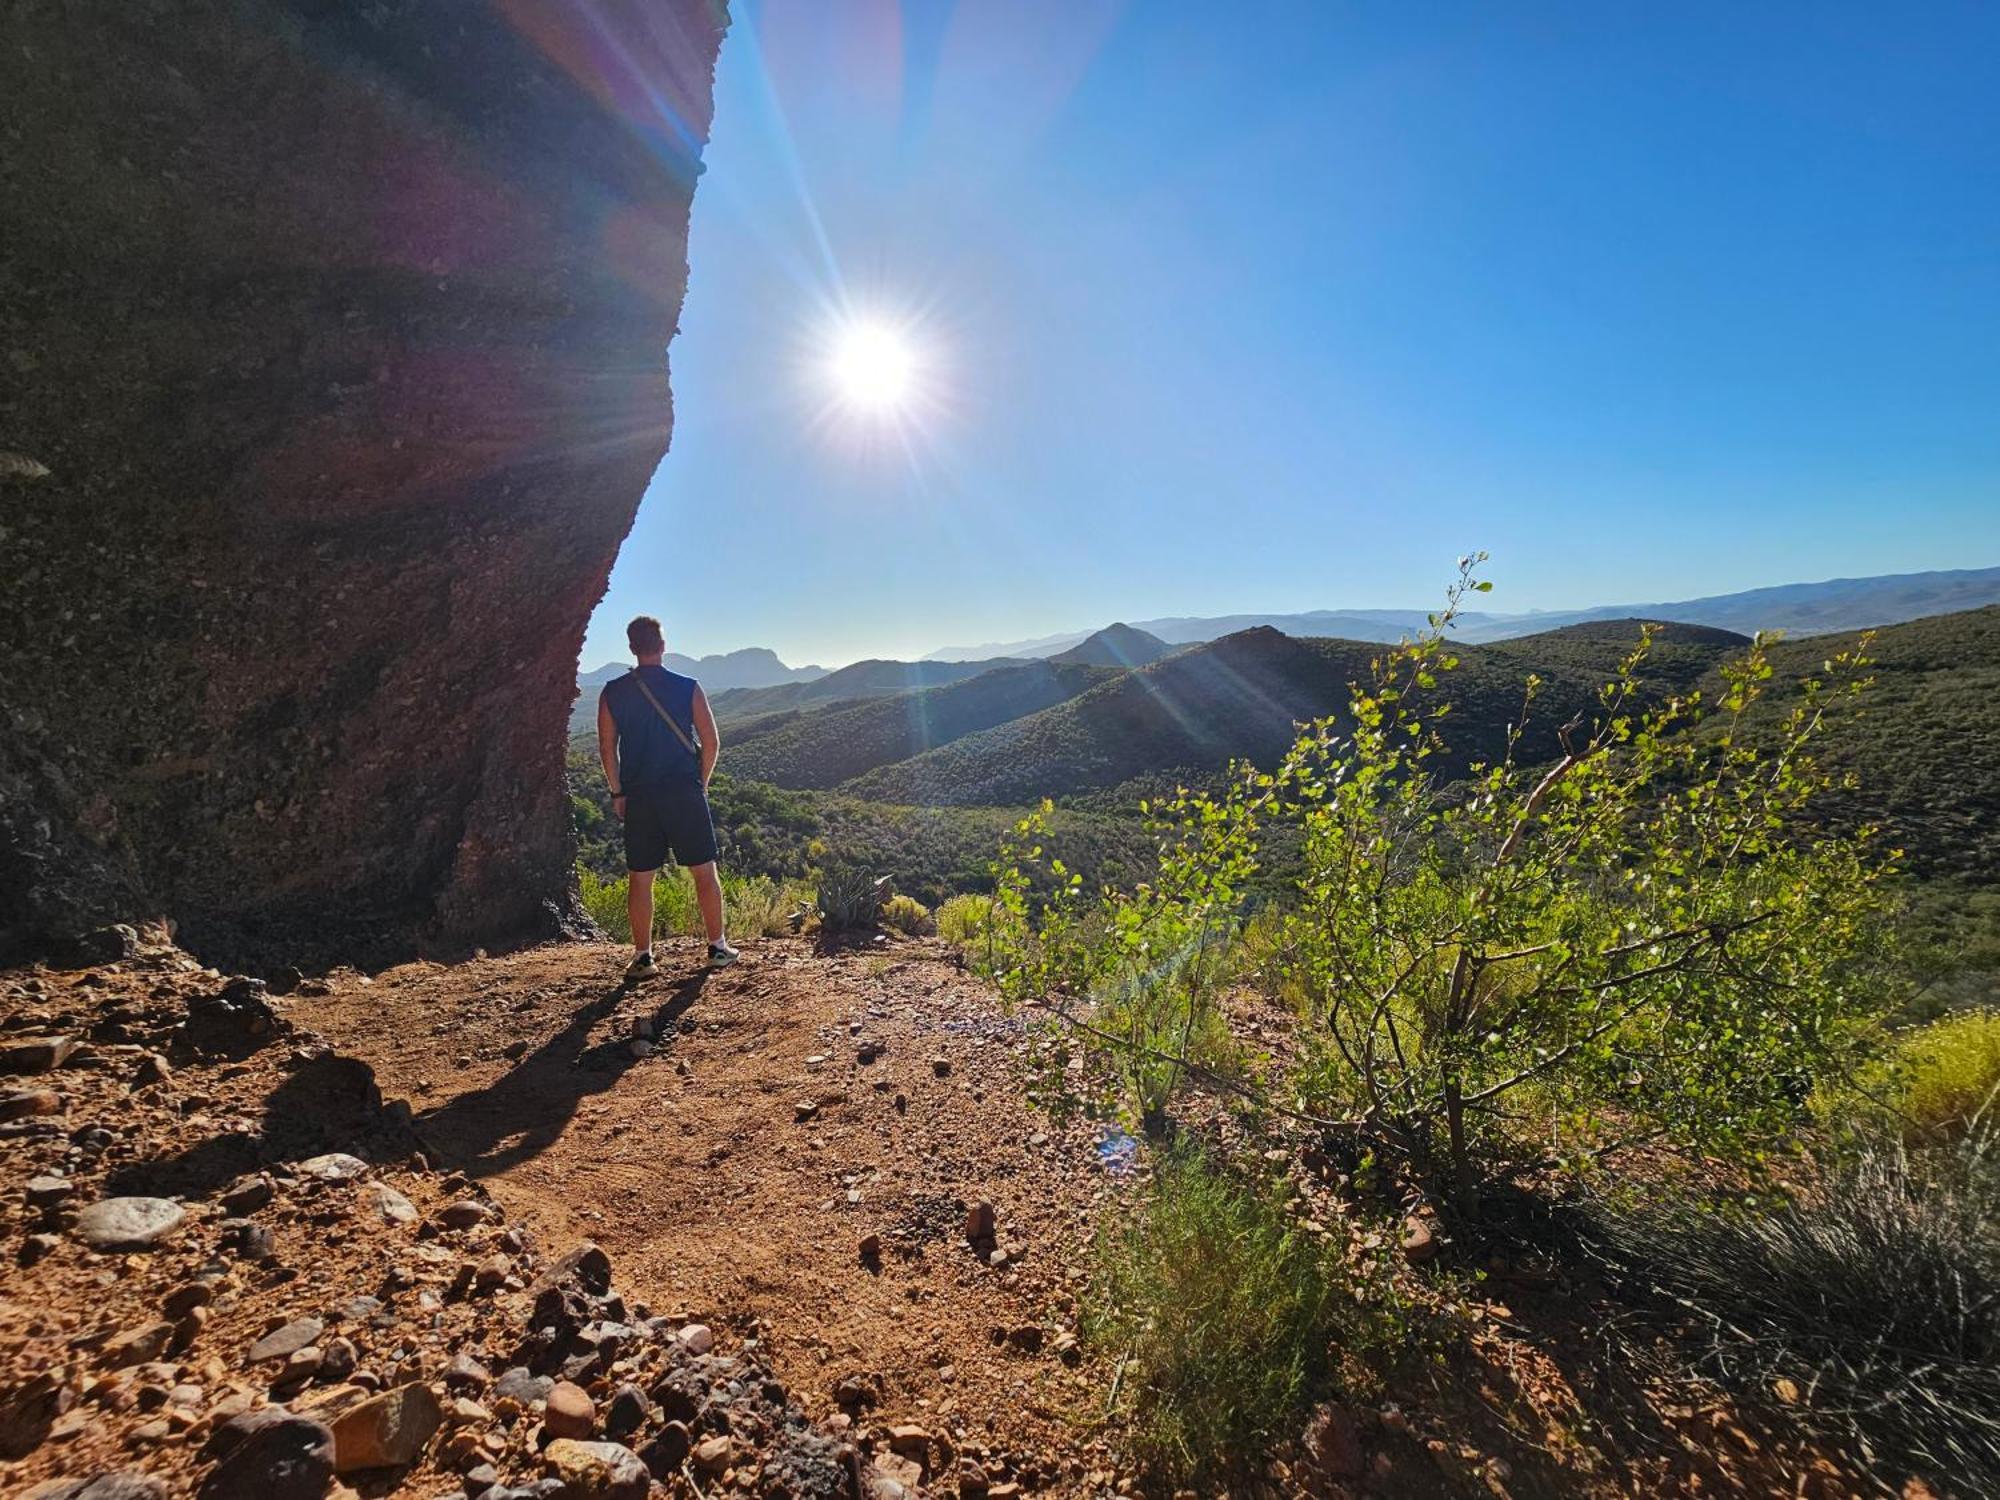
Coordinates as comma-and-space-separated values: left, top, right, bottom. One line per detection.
295, 934, 1118, 1492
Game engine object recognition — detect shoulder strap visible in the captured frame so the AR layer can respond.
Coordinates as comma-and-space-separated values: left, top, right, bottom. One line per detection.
626, 670, 700, 756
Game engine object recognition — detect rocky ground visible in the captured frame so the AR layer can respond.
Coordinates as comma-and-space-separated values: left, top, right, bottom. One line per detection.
0, 929, 1908, 1498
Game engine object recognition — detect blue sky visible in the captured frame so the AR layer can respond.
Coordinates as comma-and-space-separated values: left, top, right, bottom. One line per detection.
583, 0, 2000, 669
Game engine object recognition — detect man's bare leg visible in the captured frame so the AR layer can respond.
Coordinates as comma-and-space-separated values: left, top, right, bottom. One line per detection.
627, 869, 657, 959
689, 861, 726, 946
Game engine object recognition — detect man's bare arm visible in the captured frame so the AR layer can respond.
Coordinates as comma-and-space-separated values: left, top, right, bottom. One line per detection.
693, 686, 721, 789
596, 691, 625, 816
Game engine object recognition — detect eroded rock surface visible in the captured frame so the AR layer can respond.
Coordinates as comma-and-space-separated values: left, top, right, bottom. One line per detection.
0, 1, 726, 966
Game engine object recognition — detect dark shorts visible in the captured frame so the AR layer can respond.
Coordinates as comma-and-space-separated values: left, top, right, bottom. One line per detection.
623, 780, 718, 873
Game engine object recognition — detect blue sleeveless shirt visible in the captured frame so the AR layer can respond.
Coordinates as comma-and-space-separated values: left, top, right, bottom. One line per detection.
602, 665, 703, 789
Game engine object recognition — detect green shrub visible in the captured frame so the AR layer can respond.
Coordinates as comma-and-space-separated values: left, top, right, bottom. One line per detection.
579, 866, 630, 942
1088, 1148, 1380, 1488
989, 560, 1899, 1211
1844, 1010, 2000, 1145
816, 864, 889, 931
881, 893, 934, 935
1582, 1141, 2000, 1490
935, 892, 991, 946
724, 873, 812, 938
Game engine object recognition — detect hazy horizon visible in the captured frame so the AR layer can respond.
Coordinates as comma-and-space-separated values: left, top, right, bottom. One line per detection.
584, 0, 2000, 669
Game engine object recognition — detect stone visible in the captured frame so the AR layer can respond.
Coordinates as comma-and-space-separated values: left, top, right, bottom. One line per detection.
603, 1384, 650, 1439
296, 1154, 370, 1184
325, 1381, 442, 1472
0, 1036, 79, 1074
858, 1233, 882, 1261
490, 1368, 549, 1410
641, 1420, 692, 1475
964, 1200, 996, 1241
0, 1372, 70, 1460
437, 1199, 492, 1230
1301, 1402, 1367, 1480
443, 1355, 493, 1392
26, 1174, 72, 1207
543, 1380, 595, 1440
677, 1323, 713, 1355
102, 1323, 175, 1368
543, 1438, 650, 1500
75, 1197, 185, 1251
279, 1346, 325, 1385
249, 1317, 325, 1363
1, 1089, 62, 1121
693, 1434, 732, 1471
132, 1053, 172, 1087
1005, 1325, 1044, 1353
1401, 1215, 1438, 1265
185, 981, 279, 1058
197, 1407, 336, 1500
931, 1056, 951, 1077
19, 1233, 61, 1266
319, 1338, 358, 1383
36, 1474, 169, 1500
793, 1100, 819, 1123
219, 1175, 274, 1215
887, 1424, 932, 1458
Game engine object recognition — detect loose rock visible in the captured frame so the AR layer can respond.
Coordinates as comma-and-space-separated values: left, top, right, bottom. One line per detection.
74, 1197, 186, 1252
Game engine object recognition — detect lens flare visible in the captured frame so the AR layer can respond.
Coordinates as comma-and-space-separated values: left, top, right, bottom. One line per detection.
825, 318, 919, 415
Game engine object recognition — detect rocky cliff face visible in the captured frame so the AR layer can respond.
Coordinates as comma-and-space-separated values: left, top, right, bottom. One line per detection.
0, 2, 727, 965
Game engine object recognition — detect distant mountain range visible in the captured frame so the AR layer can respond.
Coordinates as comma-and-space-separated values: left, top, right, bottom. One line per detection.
922, 566, 2000, 659
570, 648, 825, 734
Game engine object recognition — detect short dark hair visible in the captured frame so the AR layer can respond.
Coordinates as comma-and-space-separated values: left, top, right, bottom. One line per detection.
627, 615, 664, 655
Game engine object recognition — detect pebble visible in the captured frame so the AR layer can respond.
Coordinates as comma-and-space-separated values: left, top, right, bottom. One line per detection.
678, 1323, 714, 1355
436, 1199, 492, 1230
361, 1183, 417, 1225
74, 1197, 186, 1251
26, 1174, 72, 1207
295, 1153, 371, 1183
964, 1200, 996, 1241
544, 1380, 595, 1440
1401, 1215, 1438, 1265
248, 1317, 324, 1363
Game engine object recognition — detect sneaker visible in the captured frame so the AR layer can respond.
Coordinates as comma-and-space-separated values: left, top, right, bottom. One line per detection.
623, 950, 658, 982
706, 939, 740, 968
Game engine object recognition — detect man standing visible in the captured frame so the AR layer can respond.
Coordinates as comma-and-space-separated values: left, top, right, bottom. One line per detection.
596, 615, 738, 978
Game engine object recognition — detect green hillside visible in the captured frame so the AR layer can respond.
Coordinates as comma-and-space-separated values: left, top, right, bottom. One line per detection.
845, 620, 1747, 807
723, 660, 1121, 789
1749, 605, 2000, 884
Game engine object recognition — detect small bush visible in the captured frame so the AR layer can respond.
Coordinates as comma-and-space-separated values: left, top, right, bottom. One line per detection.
1886, 1010, 2000, 1144
881, 893, 934, 936
1087, 1149, 1340, 1487
935, 892, 992, 947
724, 873, 812, 938
1582, 1141, 2000, 1489
816, 864, 889, 931
579, 867, 630, 942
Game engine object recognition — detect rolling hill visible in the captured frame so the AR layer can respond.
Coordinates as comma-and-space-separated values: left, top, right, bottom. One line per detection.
722, 660, 1122, 790
1049, 623, 1173, 669
707, 656, 1023, 722
847, 620, 1749, 808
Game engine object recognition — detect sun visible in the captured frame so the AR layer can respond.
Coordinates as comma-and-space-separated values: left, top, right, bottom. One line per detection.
824, 318, 920, 416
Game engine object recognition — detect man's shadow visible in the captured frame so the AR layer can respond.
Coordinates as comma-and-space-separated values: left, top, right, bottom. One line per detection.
412, 968, 708, 1178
